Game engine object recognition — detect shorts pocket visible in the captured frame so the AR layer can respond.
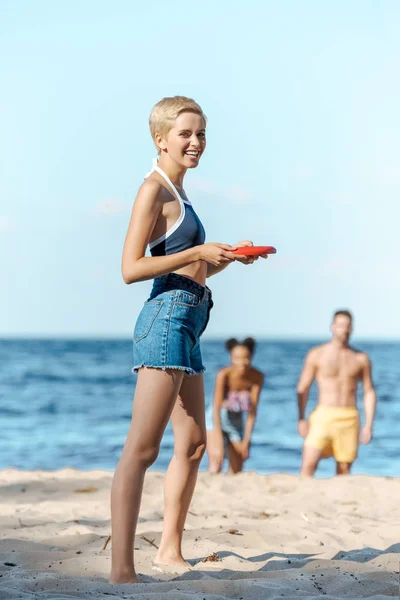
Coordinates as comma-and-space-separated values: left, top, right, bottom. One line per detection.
175, 290, 200, 307
133, 301, 163, 342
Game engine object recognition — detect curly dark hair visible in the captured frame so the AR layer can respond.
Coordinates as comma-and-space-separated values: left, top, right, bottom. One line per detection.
225, 337, 256, 355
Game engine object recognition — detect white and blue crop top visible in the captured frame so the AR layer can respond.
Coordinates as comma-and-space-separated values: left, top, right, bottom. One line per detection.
146, 161, 206, 257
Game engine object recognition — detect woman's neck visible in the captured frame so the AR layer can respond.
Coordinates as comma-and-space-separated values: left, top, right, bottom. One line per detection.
157, 156, 187, 188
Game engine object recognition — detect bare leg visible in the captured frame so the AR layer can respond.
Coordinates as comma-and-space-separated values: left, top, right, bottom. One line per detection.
227, 440, 244, 474
300, 445, 323, 477
155, 374, 206, 566
336, 461, 352, 475
109, 368, 184, 584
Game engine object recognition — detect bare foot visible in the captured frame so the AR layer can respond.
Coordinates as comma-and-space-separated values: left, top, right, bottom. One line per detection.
109, 569, 138, 584
153, 552, 191, 573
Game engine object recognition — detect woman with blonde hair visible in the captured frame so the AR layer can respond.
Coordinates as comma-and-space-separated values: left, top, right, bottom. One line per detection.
110, 96, 268, 583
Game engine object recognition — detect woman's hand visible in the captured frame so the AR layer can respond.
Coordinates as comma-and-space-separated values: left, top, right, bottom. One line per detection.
240, 440, 250, 460
207, 429, 225, 473
199, 243, 236, 266
231, 240, 269, 265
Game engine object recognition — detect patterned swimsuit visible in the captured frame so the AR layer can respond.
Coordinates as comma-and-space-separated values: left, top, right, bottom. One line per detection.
220, 390, 252, 444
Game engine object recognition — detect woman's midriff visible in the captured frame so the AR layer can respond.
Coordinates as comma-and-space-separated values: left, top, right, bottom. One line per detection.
173, 261, 208, 287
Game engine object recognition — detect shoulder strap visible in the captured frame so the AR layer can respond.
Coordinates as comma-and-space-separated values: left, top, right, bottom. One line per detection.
145, 160, 191, 205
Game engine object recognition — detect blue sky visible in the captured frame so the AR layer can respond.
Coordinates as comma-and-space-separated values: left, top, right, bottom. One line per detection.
1, 1, 399, 339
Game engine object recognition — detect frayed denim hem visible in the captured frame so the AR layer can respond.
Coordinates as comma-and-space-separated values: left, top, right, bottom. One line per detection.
132, 364, 205, 377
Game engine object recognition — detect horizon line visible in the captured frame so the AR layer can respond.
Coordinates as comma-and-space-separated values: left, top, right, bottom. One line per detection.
1, 335, 399, 343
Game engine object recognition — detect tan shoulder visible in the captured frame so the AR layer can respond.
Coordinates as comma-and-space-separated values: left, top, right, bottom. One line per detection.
216, 366, 230, 380
357, 351, 371, 366
141, 171, 178, 201
307, 344, 326, 362
137, 178, 164, 204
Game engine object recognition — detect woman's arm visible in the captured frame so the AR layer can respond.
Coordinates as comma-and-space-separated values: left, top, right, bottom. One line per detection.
242, 375, 264, 456
212, 370, 227, 431
207, 370, 227, 471
122, 180, 235, 284
207, 263, 230, 277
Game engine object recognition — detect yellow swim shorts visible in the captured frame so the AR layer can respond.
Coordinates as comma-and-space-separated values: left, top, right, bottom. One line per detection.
304, 405, 360, 463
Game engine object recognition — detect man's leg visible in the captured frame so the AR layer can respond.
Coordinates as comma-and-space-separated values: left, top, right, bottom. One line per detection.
300, 445, 323, 476
332, 410, 359, 476
336, 461, 352, 475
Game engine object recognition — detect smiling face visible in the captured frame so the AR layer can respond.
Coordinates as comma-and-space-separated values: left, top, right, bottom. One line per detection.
230, 344, 252, 373
156, 111, 206, 169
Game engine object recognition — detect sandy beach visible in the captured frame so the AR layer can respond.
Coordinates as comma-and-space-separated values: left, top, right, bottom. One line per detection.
0, 469, 398, 599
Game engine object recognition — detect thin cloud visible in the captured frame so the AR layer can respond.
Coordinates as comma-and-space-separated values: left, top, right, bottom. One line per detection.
226, 185, 252, 205
94, 180, 253, 218
324, 191, 353, 206
95, 199, 131, 217
295, 166, 313, 179
0, 216, 18, 232
275, 256, 308, 269
378, 165, 400, 180
188, 178, 252, 205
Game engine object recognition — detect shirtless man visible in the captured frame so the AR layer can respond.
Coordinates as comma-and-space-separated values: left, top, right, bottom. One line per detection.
297, 310, 376, 476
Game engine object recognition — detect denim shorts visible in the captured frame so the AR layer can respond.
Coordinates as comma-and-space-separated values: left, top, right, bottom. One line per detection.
220, 408, 244, 443
132, 273, 213, 376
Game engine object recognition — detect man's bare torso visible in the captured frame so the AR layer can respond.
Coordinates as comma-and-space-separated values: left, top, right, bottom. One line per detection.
312, 343, 367, 408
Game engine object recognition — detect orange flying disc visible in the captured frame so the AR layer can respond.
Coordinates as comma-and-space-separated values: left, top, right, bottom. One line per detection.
231, 246, 277, 256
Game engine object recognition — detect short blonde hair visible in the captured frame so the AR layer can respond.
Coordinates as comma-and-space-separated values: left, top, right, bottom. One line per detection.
149, 96, 206, 151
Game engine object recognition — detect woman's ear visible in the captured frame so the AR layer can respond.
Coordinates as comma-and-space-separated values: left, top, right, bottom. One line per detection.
155, 133, 167, 153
